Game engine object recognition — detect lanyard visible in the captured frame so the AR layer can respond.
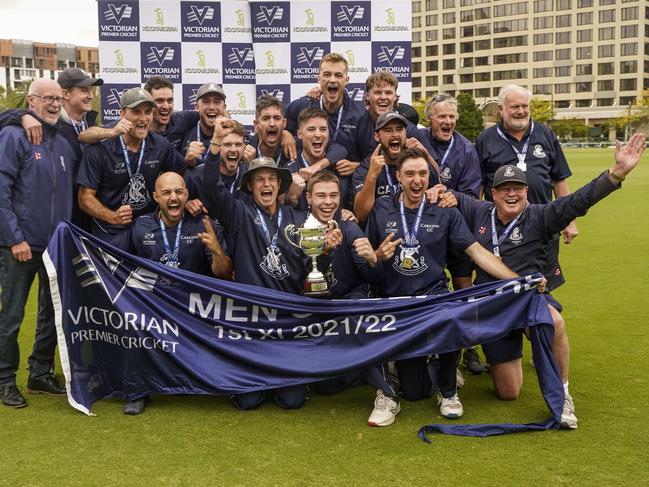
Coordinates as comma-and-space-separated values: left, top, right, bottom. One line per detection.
255, 207, 283, 249
399, 195, 426, 246
384, 165, 399, 195
228, 166, 240, 194
256, 143, 282, 166
72, 119, 86, 136
159, 216, 183, 267
299, 152, 310, 169
320, 96, 344, 143
118, 136, 146, 180
496, 122, 534, 168
196, 122, 206, 160
438, 135, 455, 172
490, 206, 522, 257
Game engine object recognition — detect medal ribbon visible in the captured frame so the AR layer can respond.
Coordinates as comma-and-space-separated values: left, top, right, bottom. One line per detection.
159, 216, 183, 267
496, 121, 535, 167
438, 135, 455, 172
490, 206, 523, 257
256, 143, 282, 166
399, 195, 426, 247
196, 122, 208, 160
320, 95, 344, 143
72, 119, 87, 136
255, 207, 283, 250
119, 136, 146, 180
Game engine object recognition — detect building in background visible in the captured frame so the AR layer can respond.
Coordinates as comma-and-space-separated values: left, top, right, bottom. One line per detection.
411, 0, 648, 129
0, 39, 99, 91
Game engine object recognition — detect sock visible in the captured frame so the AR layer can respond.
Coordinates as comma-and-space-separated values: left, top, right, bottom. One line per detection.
563, 381, 570, 396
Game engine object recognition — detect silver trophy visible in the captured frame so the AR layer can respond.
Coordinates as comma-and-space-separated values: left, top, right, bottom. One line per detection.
284, 214, 338, 297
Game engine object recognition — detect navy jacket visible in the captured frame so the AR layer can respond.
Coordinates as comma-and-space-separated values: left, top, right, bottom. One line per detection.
454, 172, 619, 284
407, 126, 481, 198
159, 110, 201, 152
0, 121, 75, 251
202, 160, 321, 294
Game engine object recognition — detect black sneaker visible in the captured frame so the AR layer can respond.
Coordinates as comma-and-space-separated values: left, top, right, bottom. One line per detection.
27, 375, 66, 395
1, 385, 28, 408
124, 396, 150, 416
462, 347, 486, 375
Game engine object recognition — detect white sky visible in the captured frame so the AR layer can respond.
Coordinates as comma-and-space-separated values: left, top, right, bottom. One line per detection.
0, 0, 99, 47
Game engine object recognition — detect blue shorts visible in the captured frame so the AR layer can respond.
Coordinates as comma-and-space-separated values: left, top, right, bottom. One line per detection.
482, 293, 562, 365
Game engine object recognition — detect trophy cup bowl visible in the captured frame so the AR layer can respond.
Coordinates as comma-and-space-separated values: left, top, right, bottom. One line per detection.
284, 214, 338, 297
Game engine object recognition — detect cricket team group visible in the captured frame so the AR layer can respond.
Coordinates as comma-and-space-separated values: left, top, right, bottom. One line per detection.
0, 52, 644, 428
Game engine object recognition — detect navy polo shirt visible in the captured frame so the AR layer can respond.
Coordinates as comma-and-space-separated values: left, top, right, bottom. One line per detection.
407, 127, 481, 198
179, 121, 212, 163
454, 172, 619, 284
366, 193, 476, 297
353, 150, 440, 204
185, 157, 248, 203
247, 133, 293, 169
158, 110, 201, 152
476, 122, 572, 204
321, 218, 382, 299
129, 212, 227, 276
77, 132, 187, 233
285, 92, 366, 162
201, 160, 321, 295
354, 111, 380, 161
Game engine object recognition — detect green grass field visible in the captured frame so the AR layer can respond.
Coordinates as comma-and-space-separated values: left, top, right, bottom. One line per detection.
2, 148, 648, 487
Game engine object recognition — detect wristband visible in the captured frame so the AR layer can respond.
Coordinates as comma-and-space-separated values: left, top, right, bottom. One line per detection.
608, 168, 625, 182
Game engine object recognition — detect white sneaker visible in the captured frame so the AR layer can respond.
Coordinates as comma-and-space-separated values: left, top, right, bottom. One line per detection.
456, 367, 465, 389
438, 393, 464, 419
560, 393, 578, 429
367, 389, 401, 427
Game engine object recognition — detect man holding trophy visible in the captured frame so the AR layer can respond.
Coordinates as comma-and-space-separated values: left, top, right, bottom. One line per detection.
201, 117, 341, 410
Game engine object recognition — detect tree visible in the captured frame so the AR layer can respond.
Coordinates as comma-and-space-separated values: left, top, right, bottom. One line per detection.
411, 99, 428, 127
550, 118, 590, 140
0, 81, 31, 111
455, 92, 484, 142
530, 98, 553, 124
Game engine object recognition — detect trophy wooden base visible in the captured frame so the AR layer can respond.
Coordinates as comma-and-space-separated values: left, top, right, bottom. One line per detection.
304, 279, 330, 298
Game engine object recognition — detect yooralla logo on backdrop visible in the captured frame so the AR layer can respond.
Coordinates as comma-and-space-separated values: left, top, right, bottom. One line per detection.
140, 42, 182, 83
181, 2, 221, 41
332, 2, 371, 41
100, 2, 139, 40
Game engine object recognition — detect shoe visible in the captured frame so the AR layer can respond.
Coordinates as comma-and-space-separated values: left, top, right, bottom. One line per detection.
438, 393, 464, 419
367, 389, 401, 427
1, 385, 27, 408
463, 347, 486, 375
560, 393, 578, 429
124, 396, 150, 416
27, 375, 66, 395
456, 367, 465, 389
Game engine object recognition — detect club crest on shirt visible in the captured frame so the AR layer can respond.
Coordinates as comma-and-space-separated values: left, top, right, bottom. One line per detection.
440, 167, 452, 181
122, 173, 150, 210
533, 144, 546, 158
142, 232, 156, 245
509, 227, 523, 242
393, 244, 428, 276
260, 245, 289, 280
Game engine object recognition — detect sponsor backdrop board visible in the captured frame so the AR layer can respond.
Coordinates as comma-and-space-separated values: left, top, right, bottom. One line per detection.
98, 0, 412, 125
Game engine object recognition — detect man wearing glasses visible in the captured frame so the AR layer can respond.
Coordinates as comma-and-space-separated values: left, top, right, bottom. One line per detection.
0, 79, 77, 408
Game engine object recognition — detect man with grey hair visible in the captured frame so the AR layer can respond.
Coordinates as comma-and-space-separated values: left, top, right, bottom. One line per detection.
476, 84, 577, 292
0, 78, 77, 408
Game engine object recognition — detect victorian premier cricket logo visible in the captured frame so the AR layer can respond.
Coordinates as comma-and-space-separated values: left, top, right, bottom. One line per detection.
223, 44, 255, 83
141, 42, 182, 83
253, 3, 289, 42
100, 0, 139, 40
332, 2, 370, 40
182, 3, 220, 40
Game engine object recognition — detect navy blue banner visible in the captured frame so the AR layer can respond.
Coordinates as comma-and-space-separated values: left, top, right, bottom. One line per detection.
44, 223, 563, 437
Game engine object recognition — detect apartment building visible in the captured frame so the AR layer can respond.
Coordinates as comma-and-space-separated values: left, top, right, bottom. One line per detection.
411, 0, 648, 125
0, 39, 99, 91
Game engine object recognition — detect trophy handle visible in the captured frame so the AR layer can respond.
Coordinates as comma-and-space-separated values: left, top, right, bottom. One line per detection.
326, 220, 339, 231
284, 224, 302, 249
